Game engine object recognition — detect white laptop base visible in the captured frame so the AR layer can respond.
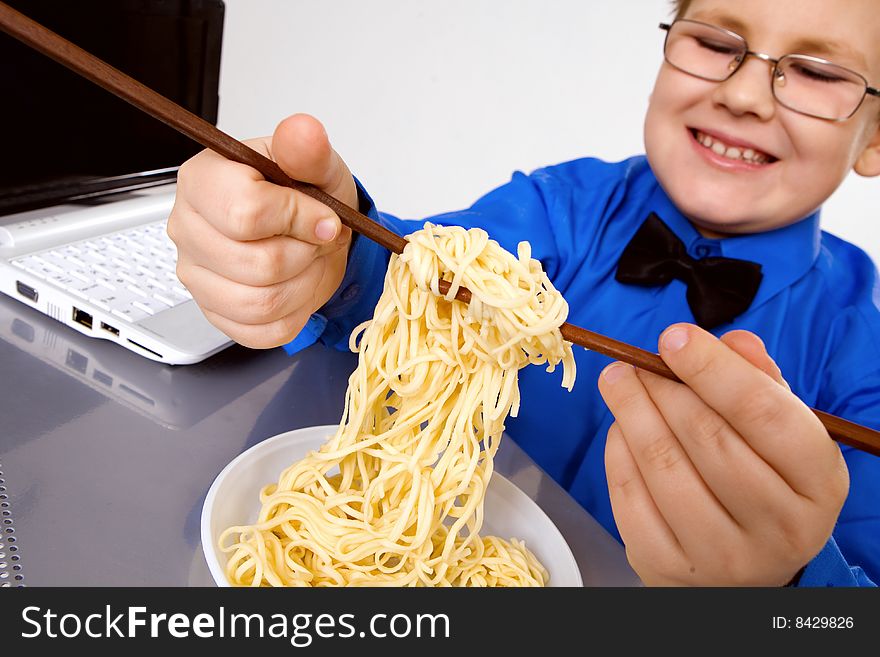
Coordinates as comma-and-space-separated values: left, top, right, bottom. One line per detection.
0, 184, 232, 365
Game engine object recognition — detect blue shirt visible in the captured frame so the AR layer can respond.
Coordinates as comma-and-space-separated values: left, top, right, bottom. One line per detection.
288, 155, 879, 587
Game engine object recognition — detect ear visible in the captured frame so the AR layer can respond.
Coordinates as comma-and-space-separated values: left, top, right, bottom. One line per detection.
854, 117, 880, 177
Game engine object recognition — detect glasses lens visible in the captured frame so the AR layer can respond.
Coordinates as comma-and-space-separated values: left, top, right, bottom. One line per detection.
775, 56, 867, 120
665, 21, 746, 81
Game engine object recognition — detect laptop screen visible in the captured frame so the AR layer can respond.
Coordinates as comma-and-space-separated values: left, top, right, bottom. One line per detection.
0, 0, 224, 216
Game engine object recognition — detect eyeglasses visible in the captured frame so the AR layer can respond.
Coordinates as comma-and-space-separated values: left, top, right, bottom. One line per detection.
659, 19, 880, 121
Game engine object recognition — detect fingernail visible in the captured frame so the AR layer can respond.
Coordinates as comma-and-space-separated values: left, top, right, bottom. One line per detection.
661, 326, 690, 353
602, 362, 628, 384
315, 219, 337, 241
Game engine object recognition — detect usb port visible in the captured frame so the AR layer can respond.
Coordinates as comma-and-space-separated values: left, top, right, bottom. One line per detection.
72, 307, 93, 329
100, 322, 119, 336
16, 280, 38, 302
93, 370, 113, 387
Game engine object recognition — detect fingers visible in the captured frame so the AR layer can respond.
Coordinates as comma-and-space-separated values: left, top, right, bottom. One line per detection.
633, 367, 801, 532
168, 200, 348, 287
598, 362, 740, 564
719, 330, 788, 389
272, 114, 358, 208
176, 252, 327, 326
167, 114, 359, 349
604, 422, 688, 585
176, 146, 347, 246
601, 327, 849, 585
175, 114, 358, 247
201, 305, 314, 350
657, 324, 842, 499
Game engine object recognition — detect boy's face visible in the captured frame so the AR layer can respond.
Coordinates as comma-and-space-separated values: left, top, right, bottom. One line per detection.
644, 0, 880, 236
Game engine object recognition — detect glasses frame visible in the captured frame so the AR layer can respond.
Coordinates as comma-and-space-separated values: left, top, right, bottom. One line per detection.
659, 19, 880, 121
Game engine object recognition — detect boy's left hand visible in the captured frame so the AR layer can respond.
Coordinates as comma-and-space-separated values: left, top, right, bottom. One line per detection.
598, 324, 850, 586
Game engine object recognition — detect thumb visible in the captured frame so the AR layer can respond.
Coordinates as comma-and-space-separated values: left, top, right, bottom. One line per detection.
271, 113, 358, 210
719, 330, 789, 389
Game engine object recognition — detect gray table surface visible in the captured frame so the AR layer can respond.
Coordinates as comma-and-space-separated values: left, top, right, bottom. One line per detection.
0, 293, 640, 587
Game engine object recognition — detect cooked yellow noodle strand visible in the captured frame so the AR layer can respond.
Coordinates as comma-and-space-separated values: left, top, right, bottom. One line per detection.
219, 223, 575, 586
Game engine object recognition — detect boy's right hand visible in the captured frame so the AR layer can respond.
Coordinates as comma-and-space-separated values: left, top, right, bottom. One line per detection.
167, 113, 357, 348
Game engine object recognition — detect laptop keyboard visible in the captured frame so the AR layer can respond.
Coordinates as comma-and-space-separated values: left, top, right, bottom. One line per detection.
10, 219, 192, 323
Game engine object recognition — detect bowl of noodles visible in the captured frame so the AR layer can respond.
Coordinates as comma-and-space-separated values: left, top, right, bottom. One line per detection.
201, 424, 583, 587
202, 224, 584, 587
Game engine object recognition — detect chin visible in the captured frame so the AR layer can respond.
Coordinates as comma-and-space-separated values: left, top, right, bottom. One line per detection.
670, 187, 764, 235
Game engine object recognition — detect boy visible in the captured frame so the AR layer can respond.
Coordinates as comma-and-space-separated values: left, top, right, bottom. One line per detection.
168, 0, 880, 586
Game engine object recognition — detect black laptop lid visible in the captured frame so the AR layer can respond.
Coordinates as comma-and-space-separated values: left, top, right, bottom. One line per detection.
0, 0, 224, 215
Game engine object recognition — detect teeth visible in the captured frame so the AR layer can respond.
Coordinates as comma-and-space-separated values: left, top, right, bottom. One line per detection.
695, 131, 769, 164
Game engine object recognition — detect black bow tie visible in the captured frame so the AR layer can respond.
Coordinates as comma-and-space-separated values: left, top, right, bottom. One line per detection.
615, 213, 763, 330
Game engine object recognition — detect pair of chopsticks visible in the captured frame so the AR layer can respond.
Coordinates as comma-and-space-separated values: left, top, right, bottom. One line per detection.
2, 1, 878, 457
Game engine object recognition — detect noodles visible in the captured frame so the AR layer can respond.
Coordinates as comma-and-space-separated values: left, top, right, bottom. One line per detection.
219, 223, 575, 586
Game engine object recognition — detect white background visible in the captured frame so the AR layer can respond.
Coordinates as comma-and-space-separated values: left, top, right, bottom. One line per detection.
216, 0, 880, 263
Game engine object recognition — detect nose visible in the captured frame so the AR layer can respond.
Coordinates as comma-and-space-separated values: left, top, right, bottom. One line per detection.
711, 54, 777, 121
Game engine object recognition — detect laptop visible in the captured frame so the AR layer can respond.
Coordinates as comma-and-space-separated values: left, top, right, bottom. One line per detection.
0, 0, 233, 365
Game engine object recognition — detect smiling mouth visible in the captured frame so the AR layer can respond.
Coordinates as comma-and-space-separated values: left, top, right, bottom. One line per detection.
689, 129, 778, 165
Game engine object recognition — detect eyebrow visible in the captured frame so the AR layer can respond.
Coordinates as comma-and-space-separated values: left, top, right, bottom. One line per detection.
788, 38, 868, 71
687, 10, 869, 71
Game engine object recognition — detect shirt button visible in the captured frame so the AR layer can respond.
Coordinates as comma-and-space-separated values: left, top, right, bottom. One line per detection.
342, 285, 359, 302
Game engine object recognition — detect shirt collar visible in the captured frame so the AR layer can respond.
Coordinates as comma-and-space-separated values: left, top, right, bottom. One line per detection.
646, 181, 821, 312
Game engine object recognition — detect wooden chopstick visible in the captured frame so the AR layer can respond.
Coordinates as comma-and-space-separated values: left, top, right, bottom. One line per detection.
2, 2, 878, 458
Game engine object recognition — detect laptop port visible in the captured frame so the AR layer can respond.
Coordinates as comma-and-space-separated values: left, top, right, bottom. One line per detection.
127, 339, 163, 359
12, 319, 34, 343
100, 322, 120, 336
66, 348, 88, 374
120, 384, 155, 406
72, 307, 93, 329
93, 370, 113, 387
15, 280, 38, 302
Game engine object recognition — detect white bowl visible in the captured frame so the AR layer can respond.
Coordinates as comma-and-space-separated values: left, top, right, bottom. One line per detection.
201, 424, 582, 587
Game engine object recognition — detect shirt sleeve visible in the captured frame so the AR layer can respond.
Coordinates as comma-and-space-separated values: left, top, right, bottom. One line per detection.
281, 178, 393, 354
796, 536, 876, 587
